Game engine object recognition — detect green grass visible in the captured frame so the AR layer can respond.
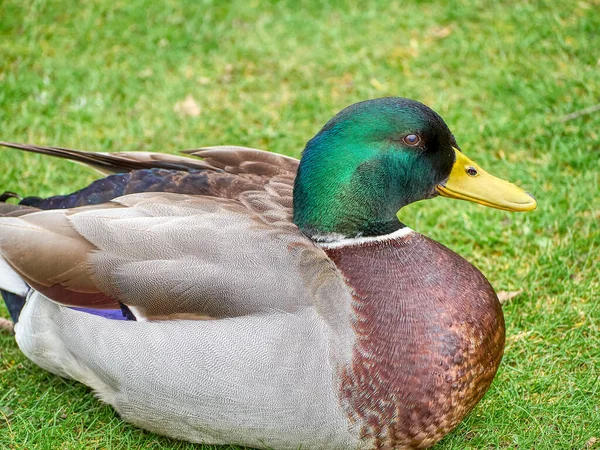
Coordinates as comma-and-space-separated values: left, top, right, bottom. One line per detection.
1, 0, 599, 448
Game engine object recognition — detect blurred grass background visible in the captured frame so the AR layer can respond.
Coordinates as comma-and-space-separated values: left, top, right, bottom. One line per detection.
0, 0, 599, 448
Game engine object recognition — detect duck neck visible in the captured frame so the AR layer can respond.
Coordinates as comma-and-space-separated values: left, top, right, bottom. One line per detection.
292, 140, 407, 241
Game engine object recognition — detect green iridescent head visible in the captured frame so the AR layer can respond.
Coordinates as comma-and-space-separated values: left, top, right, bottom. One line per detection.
293, 97, 458, 239
293, 97, 536, 240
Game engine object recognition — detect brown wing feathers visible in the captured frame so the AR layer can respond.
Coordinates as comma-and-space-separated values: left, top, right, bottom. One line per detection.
0, 141, 300, 313
184, 146, 298, 175
0, 141, 215, 175
0, 206, 121, 308
0, 141, 299, 177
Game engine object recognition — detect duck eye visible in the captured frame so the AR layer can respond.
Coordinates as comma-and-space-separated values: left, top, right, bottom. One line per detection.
403, 134, 421, 146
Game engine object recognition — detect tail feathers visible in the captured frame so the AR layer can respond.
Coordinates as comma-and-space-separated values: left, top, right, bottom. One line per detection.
0, 141, 212, 175
1, 290, 26, 323
0, 192, 20, 202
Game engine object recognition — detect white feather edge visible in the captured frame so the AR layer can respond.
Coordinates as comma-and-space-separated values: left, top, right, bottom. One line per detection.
317, 227, 413, 249
0, 255, 29, 296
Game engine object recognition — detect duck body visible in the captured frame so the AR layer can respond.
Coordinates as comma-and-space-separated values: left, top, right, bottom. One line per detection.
18, 290, 355, 448
0, 98, 534, 449
13, 224, 503, 449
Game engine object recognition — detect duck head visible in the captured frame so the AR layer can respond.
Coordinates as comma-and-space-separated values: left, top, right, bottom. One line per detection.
293, 97, 536, 240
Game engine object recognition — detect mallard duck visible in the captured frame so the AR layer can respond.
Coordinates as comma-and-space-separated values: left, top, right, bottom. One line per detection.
0, 97, 536, 449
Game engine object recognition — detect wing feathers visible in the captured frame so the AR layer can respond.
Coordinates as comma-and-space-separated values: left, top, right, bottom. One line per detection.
0, 144, 348, 320
0, 213, 99, 294
0, 141, 214, 175
0, 142, 299, 178
0, 192, 336, 318
184, 146, 299, 175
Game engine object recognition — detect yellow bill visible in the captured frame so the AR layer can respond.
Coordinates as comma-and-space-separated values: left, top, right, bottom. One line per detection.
436, 148, 536, 212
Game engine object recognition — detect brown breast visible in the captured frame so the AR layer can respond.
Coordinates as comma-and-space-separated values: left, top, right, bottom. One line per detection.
324, 231, 505, 449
